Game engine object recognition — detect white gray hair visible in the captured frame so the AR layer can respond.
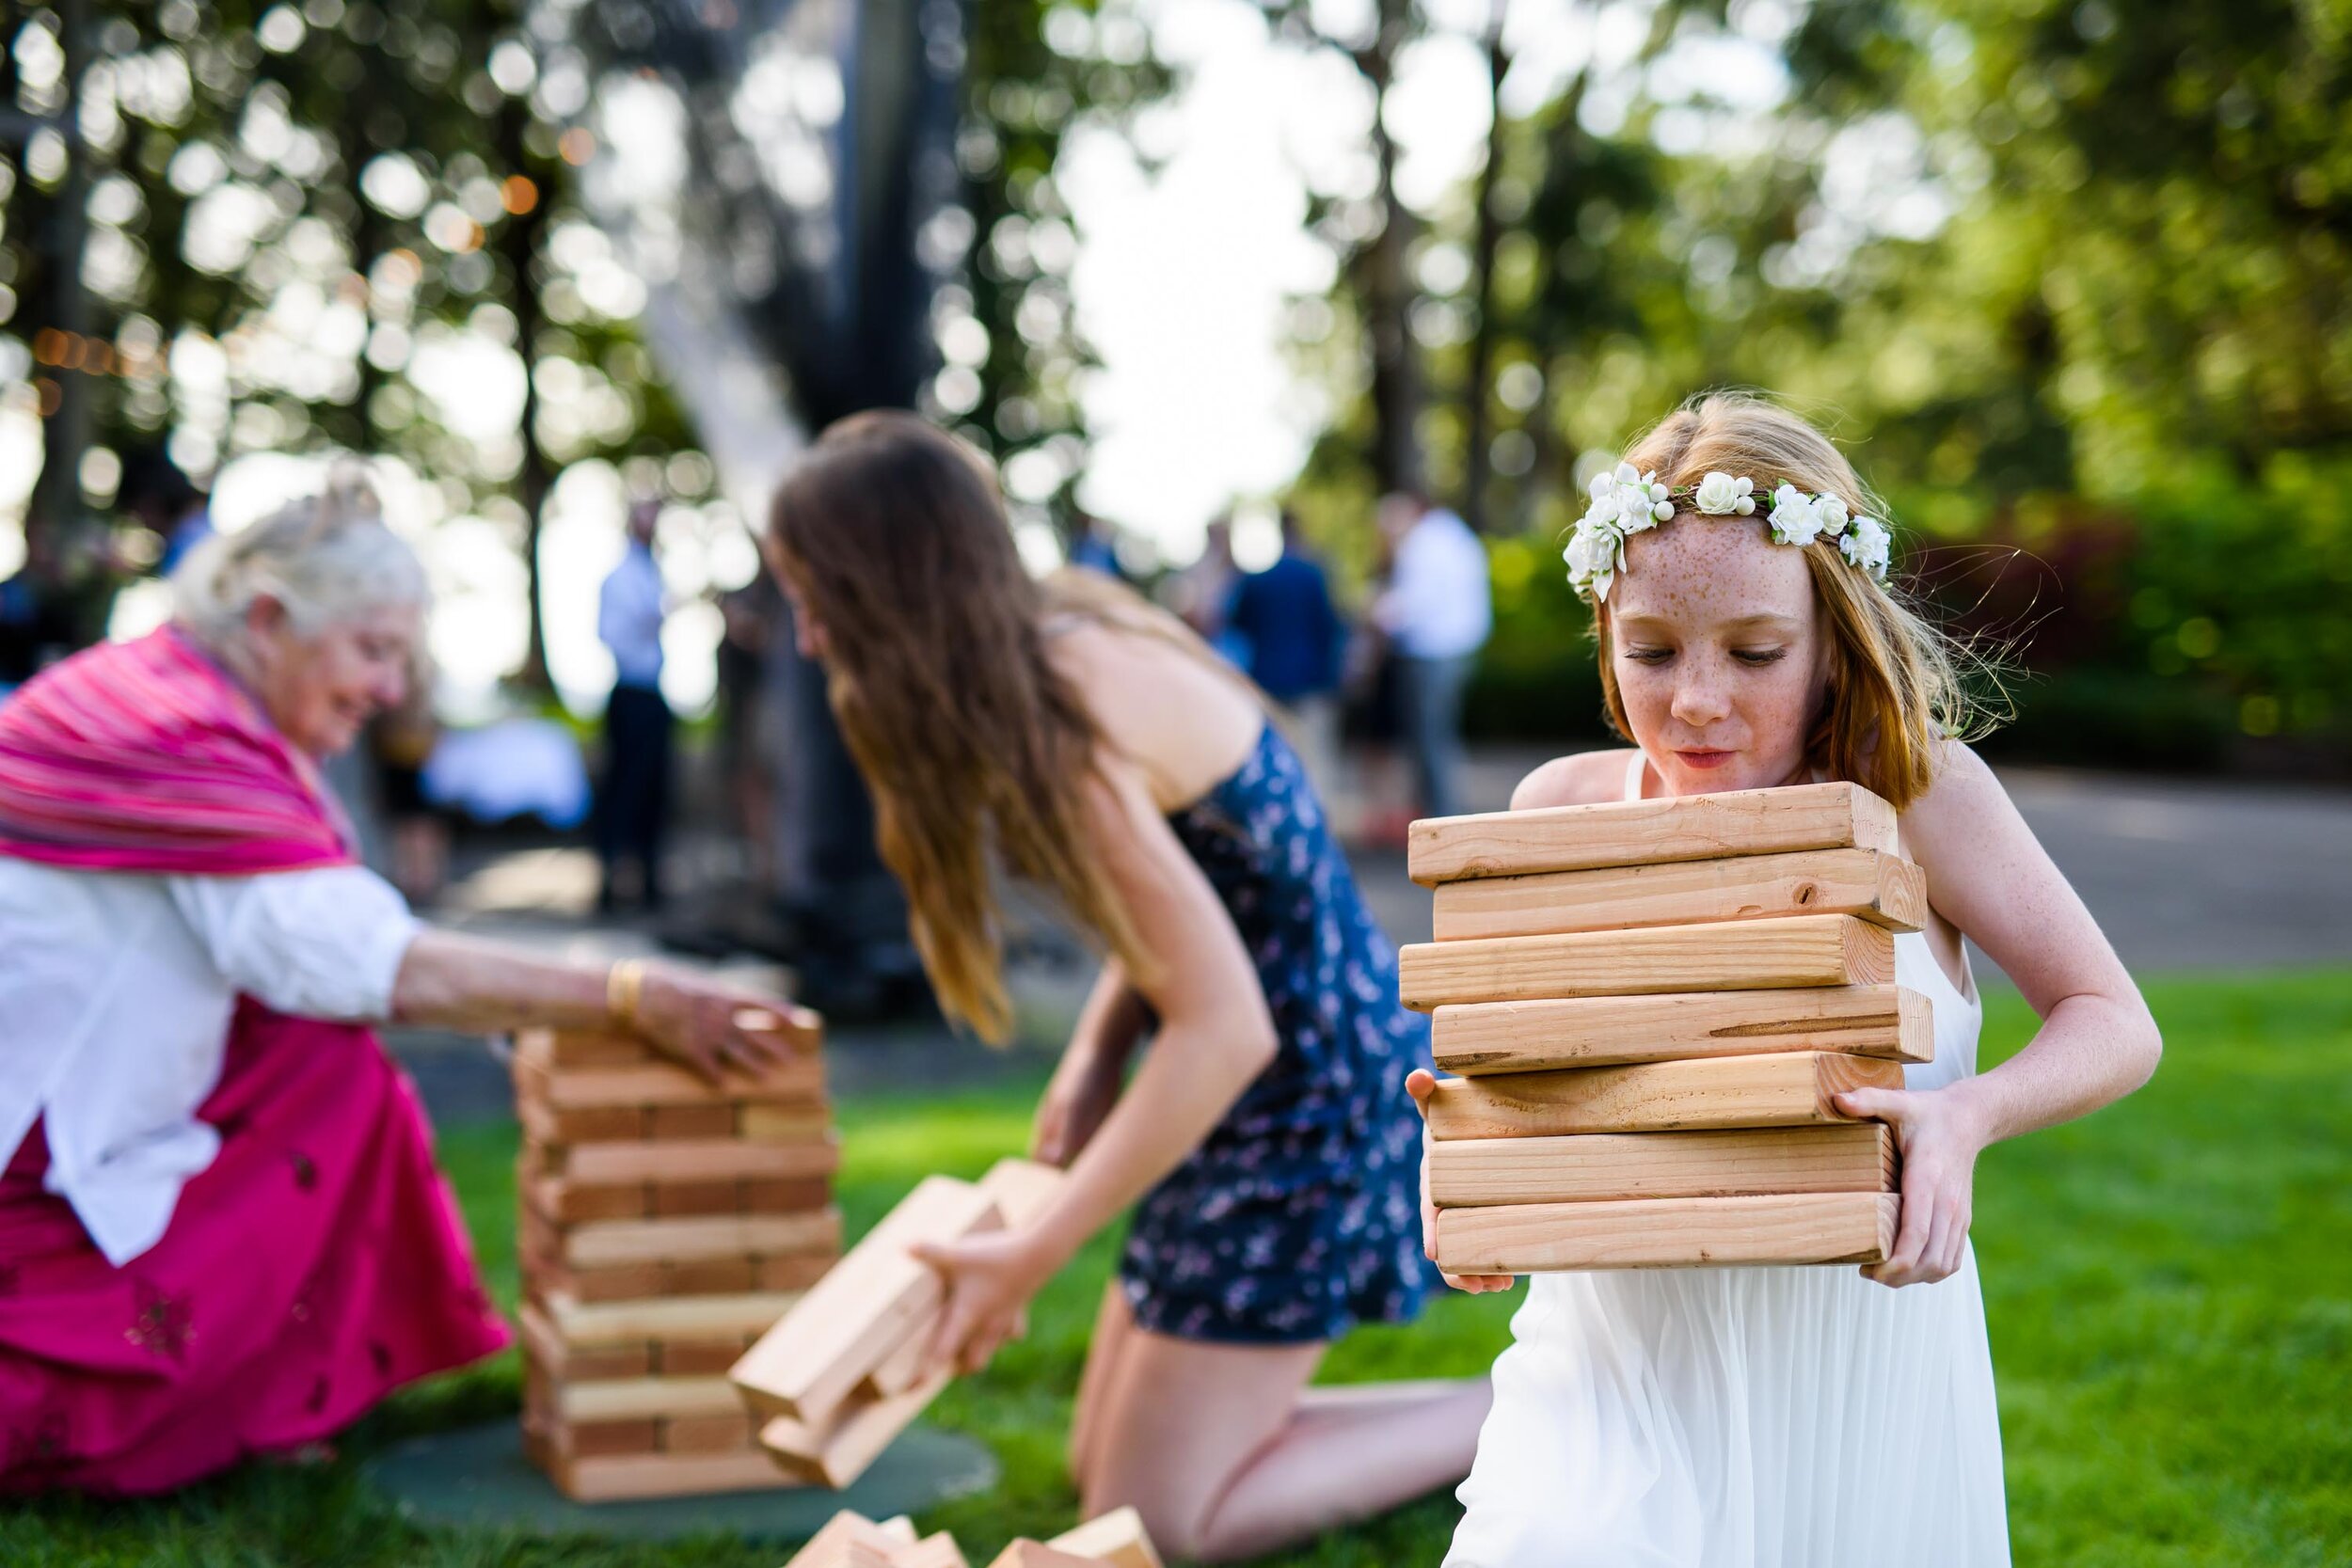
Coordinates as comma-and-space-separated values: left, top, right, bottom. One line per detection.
171, 464, 430, 647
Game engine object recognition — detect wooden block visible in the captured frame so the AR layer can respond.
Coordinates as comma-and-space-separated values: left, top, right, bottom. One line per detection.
863, 1160, 1068, 1399
747, 1178, 837, 1214
861, 1331, 930, 1400
665, 1257, 763, 1294
740, 1103, 836, 1142
517, 1302, 654, 1381
731, 1176, 1003, 1425
1425, 1052, 1907, 1139
1431, 985, 1933, 1074
517, 1027, 660, 1068
556, 1208, 843, 1269
661, 1411, 754, 1452
1433, 1191, 1899, 1273
987, 1544, 1098, 1568
1047, 1506, 1165, 1568
652, 1180, 750, 1217
521, 1169, 649, 1224
757, 1252, 838, 1291
760, 1369, 947, 1489
1431, 847, 1926, 942
518, 1099, 648, 1146
1398, 915, 1894, 1012
1409, 780, 1898, 885
541, 1446, 803, 1502
558, 1374, 745, 1423
897, 1532, 972, 1568
541, 1289, 804, 1347
783, 1512, 912, 1568
554, 1137, 842, 1185
539, 1418, 663, 1458
1427, 1123, 1897, 1208
648, 1103, 739, 1140
514, 1040, 825, 1109
660, 1341, 755, 1377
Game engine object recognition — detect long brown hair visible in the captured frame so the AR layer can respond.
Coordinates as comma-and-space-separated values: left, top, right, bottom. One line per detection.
765, 411, 1152, 1042
1597, 393, 1999, 809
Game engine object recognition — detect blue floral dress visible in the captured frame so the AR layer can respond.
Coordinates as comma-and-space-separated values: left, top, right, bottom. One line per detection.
1120, 721, 1438, 1343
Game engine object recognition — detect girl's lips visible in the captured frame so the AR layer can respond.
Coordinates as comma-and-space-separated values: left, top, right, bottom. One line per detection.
1677, 749, 1736, 769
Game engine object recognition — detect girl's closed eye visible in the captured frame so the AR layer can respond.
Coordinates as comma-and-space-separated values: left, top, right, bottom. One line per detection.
1732, 646, 1788, 666
1625, 645, 1676, 664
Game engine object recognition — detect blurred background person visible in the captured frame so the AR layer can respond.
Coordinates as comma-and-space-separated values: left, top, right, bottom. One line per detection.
1372, 490, 1491, 822
367, 657, 449, 909
1066, 509, 1128, 580
118, 449, 215, 580
716, 574, 785, 891
1226, 508, 1348, 793
594, 496, 675, 913
1166, 514, 1247, 667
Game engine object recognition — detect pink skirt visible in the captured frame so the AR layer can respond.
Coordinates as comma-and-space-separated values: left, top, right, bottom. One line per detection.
0, 1001, 511, 1494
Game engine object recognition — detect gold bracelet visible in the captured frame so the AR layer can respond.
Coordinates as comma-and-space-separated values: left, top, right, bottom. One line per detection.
607, 958, 646, 1030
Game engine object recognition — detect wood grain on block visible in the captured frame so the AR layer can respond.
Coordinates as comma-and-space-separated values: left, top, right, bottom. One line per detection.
556, 1208, 843, 1269
1434, 1191, 1899, 1273
542, 1289, 804, 1347
987, 1544, 1101, 1568
541, 1445, 802, 1502
1047, 1506, 1166, 1568
1425, 1052, 1907, 1140
1431, 985, 1933, 1074
1431, 847, 1927, 942
514, 1037, 826, 1108
1408, 780, 1899, 886
759, 1367, 948, 1489
780, 1512, 910, 1568
1428, 1123, 1898, 1208
557, 1374, 746, 1423
554, 1136, 840, 1185
731, 1176, 1002, 1425
1399, 915, 1894, 1012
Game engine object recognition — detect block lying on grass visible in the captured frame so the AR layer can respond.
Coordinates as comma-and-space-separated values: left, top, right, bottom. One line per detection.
1425, 1051, 1906, 1139
1434, 1191, 1899, 1273
1400, 915, 1896, 1012
1428, 1123, 1897, 1208
1046, 1507, 1164, 1568
1430, 985, 1932, 1075
1431, 847, 1927, 942
781, 1510, 919, 1567
1408, 780, 1899, 886
986, 1544, 1100, 1568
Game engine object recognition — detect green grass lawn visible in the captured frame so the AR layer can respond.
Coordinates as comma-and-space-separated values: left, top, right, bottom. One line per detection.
7, 970, 2348, 1565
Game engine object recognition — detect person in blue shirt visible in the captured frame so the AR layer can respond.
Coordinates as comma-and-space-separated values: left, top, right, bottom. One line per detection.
595, 498, 674, 911
1225, 510, 1348, 789
119, 449, 215, 579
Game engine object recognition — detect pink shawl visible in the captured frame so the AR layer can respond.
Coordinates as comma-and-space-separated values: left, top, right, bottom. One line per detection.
0, 626, 353, 874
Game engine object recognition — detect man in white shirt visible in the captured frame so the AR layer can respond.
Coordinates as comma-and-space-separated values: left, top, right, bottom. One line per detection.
1373, 491, 1492, 821
596, 498, 674, 911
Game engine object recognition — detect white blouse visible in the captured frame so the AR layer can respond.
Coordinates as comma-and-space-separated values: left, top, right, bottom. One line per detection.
0, 859, 419, 1266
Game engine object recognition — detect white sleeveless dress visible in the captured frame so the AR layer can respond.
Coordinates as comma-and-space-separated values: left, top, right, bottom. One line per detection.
1443, 755, 2010, 1567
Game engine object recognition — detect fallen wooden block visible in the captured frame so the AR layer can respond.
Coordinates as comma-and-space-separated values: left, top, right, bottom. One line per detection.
1047, 1506, 1164, 1568
781, 1511, 918, 1568
1427, 1123, 1897, 1208
1430, 985, 1932, 1075
1424, 1052, 1906, 1139
1431, 847, 1926, 942
1433, 1191, 1899, 1273
1399, 914, 1895, 1012
986, 1544, 1099, 1568
1409, 780, 1898, 886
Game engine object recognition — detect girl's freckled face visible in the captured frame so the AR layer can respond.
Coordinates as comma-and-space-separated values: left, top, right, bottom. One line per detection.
1604, 518, 1831, 798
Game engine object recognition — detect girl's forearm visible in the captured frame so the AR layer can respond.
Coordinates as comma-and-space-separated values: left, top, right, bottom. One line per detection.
1069, 961, 1152, 1065
1026, 1015, 1275, 1270
389, 927, 614, 1035
1949, 989, 2161, 1146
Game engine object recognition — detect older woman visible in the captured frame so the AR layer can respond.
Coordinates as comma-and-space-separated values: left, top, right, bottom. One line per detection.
0, 473, 806, 1495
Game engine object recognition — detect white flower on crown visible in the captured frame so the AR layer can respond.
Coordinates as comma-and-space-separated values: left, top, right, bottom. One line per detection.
1563, 517, 1626, 600
1768, 483, 1826, 546
1693, 471, 1756, 515
1840, 514, 1892, 579
1815, 493, 1851, 535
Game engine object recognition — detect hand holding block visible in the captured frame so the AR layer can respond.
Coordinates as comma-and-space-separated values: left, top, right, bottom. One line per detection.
1409, 780, 1898, 885
1431, 986, 1932, 1075
1427, 1123, 1897, 1208
732, 1176, 1002, 1425
863, 1158, 1070, 1399
1425, 1052, 1906, 1139
1400, 915, 1895, 1012
1046, 1506, 1165, 1568
1431, 847, 1927, 942
1434, 1191, 1899, 1273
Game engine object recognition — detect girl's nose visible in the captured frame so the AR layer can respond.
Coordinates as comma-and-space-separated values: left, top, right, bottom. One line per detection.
1670, 670, 1731, 728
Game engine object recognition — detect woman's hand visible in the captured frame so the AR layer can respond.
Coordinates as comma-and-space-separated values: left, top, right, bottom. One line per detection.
1032, 1042, 1124, 1167
908, 1227, 1057, 1377
1834, 1082, 1990, 1289
1407, 1069, 1517, 1295
629, 963, 819, 1081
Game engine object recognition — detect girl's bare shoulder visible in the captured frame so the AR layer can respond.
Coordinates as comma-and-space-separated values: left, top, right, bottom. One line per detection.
1510, 749, 1637, 811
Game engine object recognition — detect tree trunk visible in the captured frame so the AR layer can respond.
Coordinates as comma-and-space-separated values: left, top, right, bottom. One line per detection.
1357, 0, 1423, 498
28, 0, 95, 549
1460, 2, 1510, 533
498, 94, 555, 692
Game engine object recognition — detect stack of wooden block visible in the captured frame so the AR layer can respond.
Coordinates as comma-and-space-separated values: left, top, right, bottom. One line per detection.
734, 1157, 1064, 1488
512, 1022, 842, 1499
783, 1506, 1162, 1568
1399, 781, 1934, 1274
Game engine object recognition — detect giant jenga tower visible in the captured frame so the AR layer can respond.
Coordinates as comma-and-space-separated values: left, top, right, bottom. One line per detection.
1400, 781, 1933, 1274
512, 1020, 842, 1500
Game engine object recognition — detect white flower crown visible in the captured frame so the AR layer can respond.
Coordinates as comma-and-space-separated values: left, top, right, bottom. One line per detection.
1564, 463, 1894, 601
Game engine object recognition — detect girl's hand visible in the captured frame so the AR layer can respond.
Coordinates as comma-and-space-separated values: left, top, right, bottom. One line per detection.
1032, 1043, 1123, 1167
1834, 1083, 1990, 1289
1407, 1069, 1517, 1295
908, 1228, 1057, 1377
630, 963, 819, 1081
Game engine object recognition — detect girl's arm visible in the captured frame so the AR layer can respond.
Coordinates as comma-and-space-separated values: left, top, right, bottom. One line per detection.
914, 754, 1279, 1370
1031, 958, 1154, 1165
1834, 744, 2161, 1287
